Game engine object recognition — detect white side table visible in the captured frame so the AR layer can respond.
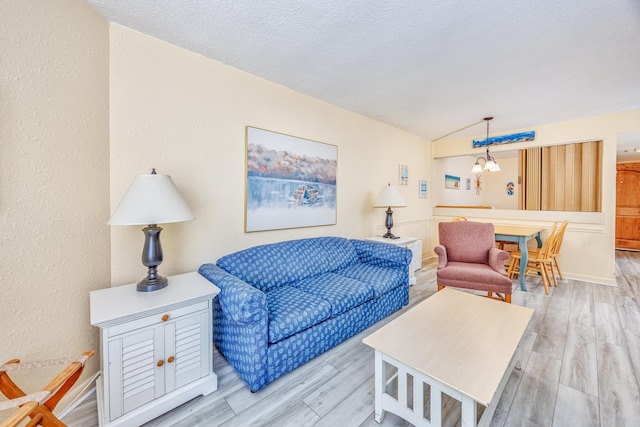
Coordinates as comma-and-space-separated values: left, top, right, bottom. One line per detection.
90, 272, 219, 427
366, 236, 422, 285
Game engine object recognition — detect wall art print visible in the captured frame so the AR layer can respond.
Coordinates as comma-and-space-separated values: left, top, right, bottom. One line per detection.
475, 173, 482, 195
419, 180, 428, 199
245, 127, 337, 232
445, 174, 460, 190
472, 130, 535, 148
399, 164, 408, 185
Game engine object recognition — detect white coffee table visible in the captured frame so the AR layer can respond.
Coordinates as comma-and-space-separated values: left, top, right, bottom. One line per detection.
362, 288, 533, 427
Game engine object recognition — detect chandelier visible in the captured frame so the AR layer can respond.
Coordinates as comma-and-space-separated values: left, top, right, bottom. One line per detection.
471, 117, 501, 173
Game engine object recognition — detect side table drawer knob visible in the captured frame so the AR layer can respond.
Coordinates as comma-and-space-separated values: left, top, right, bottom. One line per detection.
162, 314, 169, 322
157, 359, 164, 367
167, 356, 175, 363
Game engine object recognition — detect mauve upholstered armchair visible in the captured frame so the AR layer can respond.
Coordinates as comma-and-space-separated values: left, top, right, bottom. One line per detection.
434, 221, 513, 303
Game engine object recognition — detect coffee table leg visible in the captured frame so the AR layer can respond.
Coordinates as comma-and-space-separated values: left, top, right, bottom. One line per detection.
515, 346, 522, 370
374, 350, 385, 423
461, 395, 478, 427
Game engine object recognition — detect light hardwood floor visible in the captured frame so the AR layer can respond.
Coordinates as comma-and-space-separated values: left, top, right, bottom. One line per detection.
63, 251, 640, 427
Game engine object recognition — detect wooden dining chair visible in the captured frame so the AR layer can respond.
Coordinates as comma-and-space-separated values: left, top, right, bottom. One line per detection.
515, 220, 568, 283
496, 240, 519, 251
507, 223, 558, 295
547, 220, 568, 281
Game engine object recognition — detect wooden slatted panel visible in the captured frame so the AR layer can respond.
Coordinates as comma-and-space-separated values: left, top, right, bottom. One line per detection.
596, 141, 603, 211
581, 141, 602, 212
581, 142, 592, 211
518, 150, 524, 209
541, 146, 552, 210
523, 141, 602, 212
566, 143, 578, 210
526, 148, 541, 210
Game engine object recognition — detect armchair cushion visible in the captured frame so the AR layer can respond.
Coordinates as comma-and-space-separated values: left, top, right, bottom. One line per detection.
438, 221, 496, 264
436, 262, 512, 293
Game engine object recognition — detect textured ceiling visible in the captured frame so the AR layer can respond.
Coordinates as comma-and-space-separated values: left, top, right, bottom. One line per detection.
85, 0, 640, 148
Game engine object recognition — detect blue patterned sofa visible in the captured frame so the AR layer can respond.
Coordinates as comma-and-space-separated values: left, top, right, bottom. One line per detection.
198, 236, 412, 392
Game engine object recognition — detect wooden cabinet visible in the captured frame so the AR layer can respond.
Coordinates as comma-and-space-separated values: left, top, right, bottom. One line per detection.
366, 236, 422, 285
90, 272, 219, 427
616, 163, 640, 250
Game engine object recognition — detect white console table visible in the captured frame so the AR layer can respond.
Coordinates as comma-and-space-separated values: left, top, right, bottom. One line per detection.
366, 236, 422, 285
90, 272, 219, 427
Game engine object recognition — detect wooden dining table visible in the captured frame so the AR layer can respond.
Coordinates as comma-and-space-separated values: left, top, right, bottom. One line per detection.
494, 225, 545, 291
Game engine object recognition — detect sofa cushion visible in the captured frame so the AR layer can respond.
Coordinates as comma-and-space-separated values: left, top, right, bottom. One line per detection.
336, 263, 405, 297
293, 273, 374, 317
216, 237, 360, 292
265, 286, 332, 344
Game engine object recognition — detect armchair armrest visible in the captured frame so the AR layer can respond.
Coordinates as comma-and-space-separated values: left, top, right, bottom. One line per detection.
350, 239, 412, 268
488, 247, 509, 275
434, 244, 448, 268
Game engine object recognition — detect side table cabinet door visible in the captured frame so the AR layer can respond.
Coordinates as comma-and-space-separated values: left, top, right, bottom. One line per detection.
108, 326, 165, 421
164, 310, 211, 393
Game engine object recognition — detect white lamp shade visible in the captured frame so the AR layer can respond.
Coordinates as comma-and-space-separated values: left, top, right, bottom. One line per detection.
109, 173, 195, 225
374, 185, 407, 208
483, 159, 496, 171
471, 163, 483, 173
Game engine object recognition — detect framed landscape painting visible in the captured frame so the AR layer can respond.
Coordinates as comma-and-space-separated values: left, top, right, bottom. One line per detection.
245, 127, 337, 232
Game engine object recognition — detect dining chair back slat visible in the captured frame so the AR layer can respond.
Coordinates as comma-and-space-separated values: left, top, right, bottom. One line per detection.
507, 222, 558, 295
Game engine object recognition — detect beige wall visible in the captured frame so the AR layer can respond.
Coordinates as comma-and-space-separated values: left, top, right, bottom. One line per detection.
432, 155, 519, 209
0, 0, 110, 417
431, 110, 640, 285
109, 24, 431, 286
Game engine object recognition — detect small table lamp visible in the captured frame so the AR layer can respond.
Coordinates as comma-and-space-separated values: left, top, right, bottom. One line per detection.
109, 169, 195, 292
374, 183, 407, 239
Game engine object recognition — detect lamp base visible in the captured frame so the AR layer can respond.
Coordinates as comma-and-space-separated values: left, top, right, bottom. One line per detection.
382, 207, 400, 239
137, 275, 168, 292
137, 225, 167, 292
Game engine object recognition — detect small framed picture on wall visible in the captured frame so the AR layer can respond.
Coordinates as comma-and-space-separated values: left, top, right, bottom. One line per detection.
419, 180, 427, 198
399, 164, 408, 185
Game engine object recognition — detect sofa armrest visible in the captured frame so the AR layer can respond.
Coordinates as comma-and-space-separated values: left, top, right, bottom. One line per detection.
199, 263, 270, 392
488, 247, 509, 275
434, 245, 448, 268
350, 239, 412, 268
198, 263, 267, 325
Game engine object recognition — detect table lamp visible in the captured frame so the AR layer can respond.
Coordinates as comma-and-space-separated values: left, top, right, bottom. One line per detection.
374, 183, 406, 239
109, 169, 195, 292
